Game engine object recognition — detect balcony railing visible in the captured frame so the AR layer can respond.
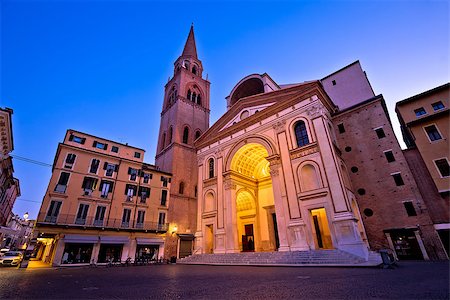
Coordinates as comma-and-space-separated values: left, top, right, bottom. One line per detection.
37, 214, 168, 232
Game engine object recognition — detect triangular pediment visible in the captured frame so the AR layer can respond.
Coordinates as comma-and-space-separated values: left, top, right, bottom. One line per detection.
195, 80, 334, 149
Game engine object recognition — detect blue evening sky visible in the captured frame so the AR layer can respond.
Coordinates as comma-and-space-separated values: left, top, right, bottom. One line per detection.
1, 0, 448, 219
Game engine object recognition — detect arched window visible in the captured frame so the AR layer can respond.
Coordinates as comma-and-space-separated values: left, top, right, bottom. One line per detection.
294, 121, 309, 147
300, 164, 320, 191
182, 127, 189, 144
208, 158, 214, 179
183, 60, 190, 70
187, 89, 191, 101
192, 92, 196, 102
196, 94, 201, 105
179, 182, 184, 194
195, 130, 201, 140
192, 66, 197, 75
168, 127, 173, 144
161, 133, 166, 150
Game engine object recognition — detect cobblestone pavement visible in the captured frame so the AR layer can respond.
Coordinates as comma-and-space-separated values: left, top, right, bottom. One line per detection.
0, 261, 448, 299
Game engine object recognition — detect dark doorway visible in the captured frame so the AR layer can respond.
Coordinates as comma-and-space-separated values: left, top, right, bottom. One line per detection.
242, 224, 255, 252
389, 229, 424, 260
272, 213, 280, 249
437, 229, 449, 257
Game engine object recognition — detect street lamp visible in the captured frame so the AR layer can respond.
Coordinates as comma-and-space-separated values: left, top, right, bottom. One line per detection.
23, 212, 29, 221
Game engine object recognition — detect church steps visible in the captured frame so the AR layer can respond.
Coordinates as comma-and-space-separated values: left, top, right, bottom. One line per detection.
177, 250, 382, 267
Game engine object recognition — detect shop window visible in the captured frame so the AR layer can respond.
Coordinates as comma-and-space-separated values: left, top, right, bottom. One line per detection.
61, 243, 93, 264
98, 244, 122, 263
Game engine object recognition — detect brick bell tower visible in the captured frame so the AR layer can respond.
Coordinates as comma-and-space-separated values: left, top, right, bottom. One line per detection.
155, 25, 210, 258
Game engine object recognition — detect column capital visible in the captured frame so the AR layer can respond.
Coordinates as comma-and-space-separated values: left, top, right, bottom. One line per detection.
214, 148, 224, 159
272, 120, 286, 134
266, 154, 281, 167
306, 102, 330, 119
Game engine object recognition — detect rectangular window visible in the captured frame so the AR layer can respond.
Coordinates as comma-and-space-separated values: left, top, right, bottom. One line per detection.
136, 211, 145, 228
158, 212, 166, 225
375, 127, 386, 139
392, 173, 405, 186
128, 167, 138, 181
332, 80, 336, 86
94, 206, 106, 226
90, 159, 100, 174
122, 209, 131, 228
134, 152, 141, 158
82, 177, 98, 195
65, 153, 76, 169
161, 176, 169, 187
100, 180, 114, 198
55, 172, 70, 193
384, 150, 395, 163
432, 101, 445, 111
143, 173, 152, 184
104, 162, 117, 177
69, 134, 86, 144
337, 123, 345, 133
139, 186, 150, 203
161, 190, 168, 206
45, 200, 62, 223
93, 141, 108, 150
111, 146, 119, 153
435, 158, 450, 177
125, 184, 137, 201
414, 107, 427, 117
75, 203, 89, 225
403, 202, 417, 216
424, 125, 442, 141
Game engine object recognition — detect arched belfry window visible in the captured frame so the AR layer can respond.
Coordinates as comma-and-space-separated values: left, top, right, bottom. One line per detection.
192, 92, 196, 102
294, 121, 309, 147
168, 127, 173, 144
197, 95, 201, 105
182, 127, 189, 144
195, 130, 201, 140
208, 158, 214, 179
187, 89, 192, 101
179, 182, 184, 194
192, 66, 197, 75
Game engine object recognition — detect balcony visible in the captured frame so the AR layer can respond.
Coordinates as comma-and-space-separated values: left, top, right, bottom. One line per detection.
37, 214, 168, 232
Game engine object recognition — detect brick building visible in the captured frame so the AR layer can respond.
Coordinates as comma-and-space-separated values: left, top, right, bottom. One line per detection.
396, 83, 450, 258
34, 130, 172, 266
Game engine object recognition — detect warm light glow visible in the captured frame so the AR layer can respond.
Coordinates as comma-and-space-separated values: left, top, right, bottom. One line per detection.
230, 143, 270, 179
236, 191, 255, 212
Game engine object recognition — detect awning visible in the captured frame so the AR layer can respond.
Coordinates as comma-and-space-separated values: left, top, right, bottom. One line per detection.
136, 238, 164, 245
100, 236, 129, 244
64, 234, 98, 243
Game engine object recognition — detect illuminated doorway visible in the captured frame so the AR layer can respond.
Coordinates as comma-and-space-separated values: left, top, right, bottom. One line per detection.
205, 225, 214, 254
310, 208, 333, 249
231, 143, 276, 252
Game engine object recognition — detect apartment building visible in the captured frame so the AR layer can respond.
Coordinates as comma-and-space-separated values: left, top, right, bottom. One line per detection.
396, 83, 450, 258
35, 130, 172, 266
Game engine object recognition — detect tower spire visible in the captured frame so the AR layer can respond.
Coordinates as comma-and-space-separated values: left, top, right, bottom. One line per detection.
181, 24, 198, 59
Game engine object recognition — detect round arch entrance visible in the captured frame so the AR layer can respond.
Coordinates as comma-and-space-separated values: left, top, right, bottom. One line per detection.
230, 143, 279, 252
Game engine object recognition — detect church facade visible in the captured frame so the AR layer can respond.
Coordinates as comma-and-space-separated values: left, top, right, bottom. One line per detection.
157, 27, 448, 261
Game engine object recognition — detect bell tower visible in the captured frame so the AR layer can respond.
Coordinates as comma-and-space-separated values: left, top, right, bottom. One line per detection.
155, 25, 210, 258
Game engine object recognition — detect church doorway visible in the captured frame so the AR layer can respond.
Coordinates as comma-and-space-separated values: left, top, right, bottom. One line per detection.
205, 225, 214, 254
230, 143, 277, 252
310, 208, 333, 249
